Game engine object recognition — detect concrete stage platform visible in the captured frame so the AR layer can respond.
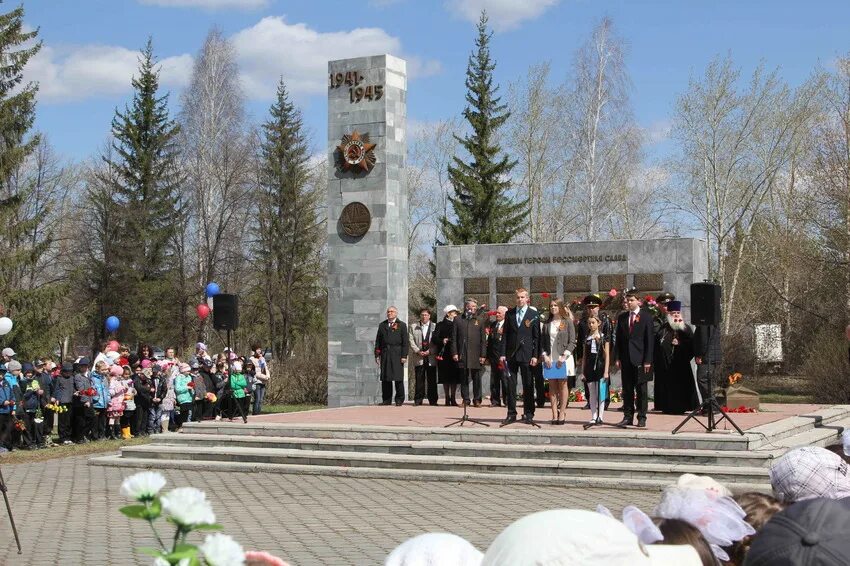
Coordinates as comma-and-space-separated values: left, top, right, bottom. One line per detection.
247, 401, 824, 434
92, 403, 850, 492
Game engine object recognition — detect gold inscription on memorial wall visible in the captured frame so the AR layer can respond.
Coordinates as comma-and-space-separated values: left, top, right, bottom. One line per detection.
495, 254, 628, 265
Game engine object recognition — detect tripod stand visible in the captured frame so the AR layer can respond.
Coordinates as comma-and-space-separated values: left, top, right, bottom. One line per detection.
672, 326, 743, 436
0, 466, 21, 554
444, 398, 489, 427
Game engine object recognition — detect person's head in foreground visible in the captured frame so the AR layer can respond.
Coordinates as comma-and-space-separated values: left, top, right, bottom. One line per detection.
481, 509, 702, 566
384, 532, 483, 566
769, 446, 850, 502
743, 497, 850, 566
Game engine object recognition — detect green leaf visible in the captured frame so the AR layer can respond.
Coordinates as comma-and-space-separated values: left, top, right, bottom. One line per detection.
192, 523, 223, 531
146, 498, 162, 520
120, 504, 149, 519
137, 546, 166, 558
166, 544, 200, 560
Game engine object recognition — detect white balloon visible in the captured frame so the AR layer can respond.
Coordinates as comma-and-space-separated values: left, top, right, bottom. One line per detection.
0, 317, 12, 336
207, 296, 214, 310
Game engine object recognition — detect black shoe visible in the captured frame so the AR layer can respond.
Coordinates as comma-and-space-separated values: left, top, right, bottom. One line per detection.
615, 418, 632, 428
522, 414, 534, 424
414, 401, 422, 406
582, 403, 591, 409
636, 419, 646, 428
490, 401, 502, 407
395, 401, 403, 406
501, 416, 516, 426
583, 422, 595, 430
536, 403, 545, 408
380, 401, 391, 406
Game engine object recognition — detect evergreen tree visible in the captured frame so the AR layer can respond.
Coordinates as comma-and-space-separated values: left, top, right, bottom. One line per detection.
441, 11, 525, 244
103, 38, 184, 343
255, 79, 323, 359
0, 6, 78, 357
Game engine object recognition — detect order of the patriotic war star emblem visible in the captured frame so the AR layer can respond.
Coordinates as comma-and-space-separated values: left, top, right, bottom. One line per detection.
336, 130, 377, 173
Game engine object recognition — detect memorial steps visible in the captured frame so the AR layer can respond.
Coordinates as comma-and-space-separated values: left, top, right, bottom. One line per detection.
90, 405, 850, 492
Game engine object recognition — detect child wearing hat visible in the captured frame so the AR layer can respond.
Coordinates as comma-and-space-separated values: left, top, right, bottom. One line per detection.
173, 363, 194, 430
228, 360, 249, 421
53, 362, 76, 445
106, 364, 126, 439
20, 363, 44, 448
71, 358, 94, 443
0, 365, 17, 451
90, 361, 110, 440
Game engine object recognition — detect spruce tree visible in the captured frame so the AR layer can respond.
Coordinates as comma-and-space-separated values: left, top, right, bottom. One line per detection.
441, 11, 526, 244
255, 79, 322, 358
0, 6, 77, 356
104, 38, 183, 342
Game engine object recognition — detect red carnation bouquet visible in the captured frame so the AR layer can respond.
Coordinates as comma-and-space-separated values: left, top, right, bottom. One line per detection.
81, 387, 96, 397
187, 382, 195, 388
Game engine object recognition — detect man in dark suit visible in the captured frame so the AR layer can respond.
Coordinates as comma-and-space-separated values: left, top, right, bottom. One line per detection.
502, 288, 540, 425
486, 306, 508, 407
614, 288, 654, 428
454, 299, 488, 406
375, 306, 409, 406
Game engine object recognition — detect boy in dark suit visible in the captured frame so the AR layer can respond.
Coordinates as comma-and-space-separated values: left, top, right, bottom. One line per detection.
615, 288, 654, 428
502, 288, 540, 425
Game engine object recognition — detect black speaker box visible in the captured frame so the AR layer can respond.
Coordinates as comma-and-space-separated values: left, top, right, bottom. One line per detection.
212, 294, 239, 330
690, 282, 721, 326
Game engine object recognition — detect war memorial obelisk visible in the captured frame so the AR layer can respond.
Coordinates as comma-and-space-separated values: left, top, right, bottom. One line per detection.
326, 55, 408, 407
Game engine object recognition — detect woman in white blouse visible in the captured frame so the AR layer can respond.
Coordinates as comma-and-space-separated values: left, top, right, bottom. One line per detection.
540, 299, 577, 425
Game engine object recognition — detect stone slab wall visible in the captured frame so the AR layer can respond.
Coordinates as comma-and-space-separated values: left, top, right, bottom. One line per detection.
327, 55, 408, 407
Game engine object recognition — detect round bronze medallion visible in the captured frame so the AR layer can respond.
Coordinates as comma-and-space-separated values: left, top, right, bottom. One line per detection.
340, 202, 371, 238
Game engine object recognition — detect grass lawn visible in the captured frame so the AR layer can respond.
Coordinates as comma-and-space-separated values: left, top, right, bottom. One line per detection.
0, 436, 151, 465
262, 403, 324, 414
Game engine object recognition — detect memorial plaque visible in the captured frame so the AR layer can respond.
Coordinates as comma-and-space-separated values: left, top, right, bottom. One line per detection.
464, 277, 490, 295
634, 273, 665, 292
496, 293, 516, 309
530, 276, 557, 293
339, 202, 371, 238
598, 274, 627, 292
496, 277, 523, 294
564, 275, 592, 293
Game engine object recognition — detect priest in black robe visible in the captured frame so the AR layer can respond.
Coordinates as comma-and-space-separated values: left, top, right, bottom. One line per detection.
655, 301, 698, 414
375, 306, 409, 406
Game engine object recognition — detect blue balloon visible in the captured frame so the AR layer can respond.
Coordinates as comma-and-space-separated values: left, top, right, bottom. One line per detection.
105, 315, 120, 333
205, 282, 220, 297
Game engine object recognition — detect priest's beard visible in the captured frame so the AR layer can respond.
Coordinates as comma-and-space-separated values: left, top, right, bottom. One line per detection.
667, 314, 687, 331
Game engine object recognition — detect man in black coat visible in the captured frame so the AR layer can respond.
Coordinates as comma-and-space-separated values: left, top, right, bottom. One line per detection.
614, 289, 654, 428
374, 306, 409, 406
486, 306, 508, 407
454, 299, 488, 407
502, 288, 540, 425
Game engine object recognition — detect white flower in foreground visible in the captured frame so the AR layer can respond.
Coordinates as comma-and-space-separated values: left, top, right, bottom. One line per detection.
160, 487, 216, 527
120, 471, 166, 502
201, 533, 245, 566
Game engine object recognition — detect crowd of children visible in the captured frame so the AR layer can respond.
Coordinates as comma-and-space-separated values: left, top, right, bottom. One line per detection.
0, 342, 270, 451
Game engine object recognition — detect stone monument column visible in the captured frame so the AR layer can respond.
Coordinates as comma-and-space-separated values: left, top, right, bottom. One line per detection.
327, 55, 408, 407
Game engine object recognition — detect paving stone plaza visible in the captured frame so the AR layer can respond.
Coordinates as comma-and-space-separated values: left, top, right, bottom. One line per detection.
0, 454, 661, 565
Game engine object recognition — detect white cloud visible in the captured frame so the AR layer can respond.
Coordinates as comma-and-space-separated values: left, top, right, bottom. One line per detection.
231, 16, 440, 99
24, 16, 439, 104
646, 119, 672, 144
445, 0, 560, 32
139, 0, 268, 9
26, 44, 192, 103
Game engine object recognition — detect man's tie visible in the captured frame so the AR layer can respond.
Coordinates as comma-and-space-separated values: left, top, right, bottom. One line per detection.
629, 312, 635, 333
517, 309, 522, 325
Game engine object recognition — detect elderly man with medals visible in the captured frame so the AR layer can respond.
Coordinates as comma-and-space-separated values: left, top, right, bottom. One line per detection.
375, 306, 409, 406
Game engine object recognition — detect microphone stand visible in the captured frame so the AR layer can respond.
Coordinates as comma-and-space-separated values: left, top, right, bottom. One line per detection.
0, 466, 21, 553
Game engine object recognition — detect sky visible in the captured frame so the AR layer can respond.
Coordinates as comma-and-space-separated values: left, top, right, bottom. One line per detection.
19, 0, 850, 163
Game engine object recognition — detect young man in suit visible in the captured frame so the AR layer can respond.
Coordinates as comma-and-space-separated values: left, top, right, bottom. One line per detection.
410, 308, 438, 406
502, 288, 540, 425
615, 288, 654, 428
486, 306, 508, 407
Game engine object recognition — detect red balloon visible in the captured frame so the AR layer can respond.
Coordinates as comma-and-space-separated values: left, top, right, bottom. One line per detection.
197, 304, 211, 320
